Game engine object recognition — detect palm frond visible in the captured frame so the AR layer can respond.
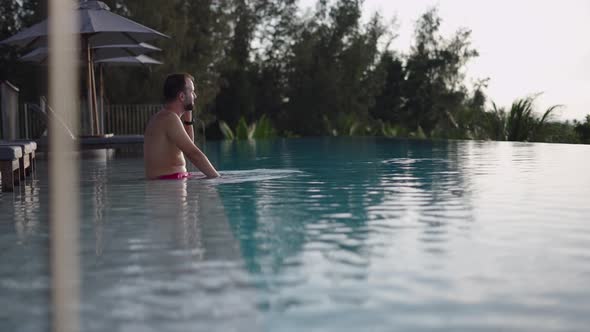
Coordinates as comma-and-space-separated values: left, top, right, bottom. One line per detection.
219, 121, 234, 140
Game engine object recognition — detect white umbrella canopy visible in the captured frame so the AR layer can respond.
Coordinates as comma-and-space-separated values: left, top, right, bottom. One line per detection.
0, 1, 169, 48
19, 43, 161, 64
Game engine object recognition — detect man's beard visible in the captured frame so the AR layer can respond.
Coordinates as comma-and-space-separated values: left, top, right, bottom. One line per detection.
184, 102, 194, 111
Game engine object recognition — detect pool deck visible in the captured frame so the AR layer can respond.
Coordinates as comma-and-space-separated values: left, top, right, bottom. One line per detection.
1, 135, 143, 191
34, 134, 144, 151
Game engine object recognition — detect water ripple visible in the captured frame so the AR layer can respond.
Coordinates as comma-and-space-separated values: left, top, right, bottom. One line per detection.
1, 138, 590, 331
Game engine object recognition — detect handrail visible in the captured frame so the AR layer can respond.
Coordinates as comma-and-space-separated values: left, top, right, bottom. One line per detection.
19, 103, 209, 140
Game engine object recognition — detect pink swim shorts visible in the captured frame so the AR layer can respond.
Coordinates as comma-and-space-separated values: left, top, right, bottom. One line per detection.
157, 172, 192, 180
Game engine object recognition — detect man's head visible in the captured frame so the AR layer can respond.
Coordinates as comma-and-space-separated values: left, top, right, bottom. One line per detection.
163, 73, 196, 111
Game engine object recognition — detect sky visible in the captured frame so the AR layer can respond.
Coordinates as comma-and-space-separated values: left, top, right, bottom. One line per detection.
299, 0, 590, 121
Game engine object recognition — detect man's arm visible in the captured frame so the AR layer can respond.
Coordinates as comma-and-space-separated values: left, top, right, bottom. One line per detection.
166, 114, 220, 178
181, 111, 194, 142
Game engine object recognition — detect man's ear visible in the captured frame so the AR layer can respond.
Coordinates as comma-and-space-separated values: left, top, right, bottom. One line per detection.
179, 92, 185, 101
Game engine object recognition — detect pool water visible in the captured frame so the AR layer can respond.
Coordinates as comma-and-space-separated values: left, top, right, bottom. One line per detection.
1, 137, 590, 331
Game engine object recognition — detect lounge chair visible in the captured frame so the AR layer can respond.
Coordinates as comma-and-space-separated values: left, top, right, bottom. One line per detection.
0, 145, 22, 192
0, 140, 37, 178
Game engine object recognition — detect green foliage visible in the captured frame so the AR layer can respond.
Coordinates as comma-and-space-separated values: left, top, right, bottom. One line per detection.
103, 0, 233, 114
411, 126, 427, 139
254, 114, 277, 139
369, 52, 404, 124
480, 103, 508, 140
505, 97, 559, 142
0, 0, 46, 101
400, 8, 478, 137
235, 117, 251, 140
0, 1, 586, 144
379, 121, 399, 137
322, 114, 363, 137
543, 121, 581, 144
218, 120, 234, 140
281, 0, 386, 136
219, 115, 276, 140
477, 96, 561, 142
574, 115, 590, 144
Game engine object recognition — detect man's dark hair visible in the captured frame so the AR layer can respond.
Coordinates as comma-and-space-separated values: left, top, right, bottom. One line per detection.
163, 73, 194, 103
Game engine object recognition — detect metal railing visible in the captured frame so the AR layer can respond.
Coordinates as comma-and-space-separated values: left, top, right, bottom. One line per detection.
104, 104, 161, 135
0, 80, 20, 140
17, 102, 157, 137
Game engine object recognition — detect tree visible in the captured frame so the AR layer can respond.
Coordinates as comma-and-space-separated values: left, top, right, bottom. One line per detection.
402, 8, 478, 136
0, 0, 47, 101
103, 0, 232, 118
370, 51, 404, 124
0, 0, 24, 80
282, 0, 388, 135
574, 115, 590, 144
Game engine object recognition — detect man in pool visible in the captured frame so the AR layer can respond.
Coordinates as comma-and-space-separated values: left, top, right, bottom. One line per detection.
144, 73, 220, 180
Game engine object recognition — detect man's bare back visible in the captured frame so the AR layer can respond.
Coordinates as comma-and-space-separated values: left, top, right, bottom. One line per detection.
144, 74, 219, 180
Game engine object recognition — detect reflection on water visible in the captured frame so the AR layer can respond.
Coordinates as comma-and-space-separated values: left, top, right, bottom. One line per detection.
78, 160, 262, 332
1, 138, 590, 331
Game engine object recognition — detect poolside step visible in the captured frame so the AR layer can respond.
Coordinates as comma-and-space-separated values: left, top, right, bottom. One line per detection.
0, 140, 37, 178
0, 141, 38, 192
35, 134, 144, 152
0, 145, 23, 192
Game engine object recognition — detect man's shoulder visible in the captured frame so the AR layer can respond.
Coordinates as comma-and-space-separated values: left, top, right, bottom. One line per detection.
146, 110, 173, 134
154, 109, 176, 120
151, 110, 181, 126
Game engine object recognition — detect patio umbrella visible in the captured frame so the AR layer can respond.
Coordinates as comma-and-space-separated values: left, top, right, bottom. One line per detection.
18, 43, 162, 134
0, 0, 168, 135
19, 43, 161, 64
0, 1, 168, 48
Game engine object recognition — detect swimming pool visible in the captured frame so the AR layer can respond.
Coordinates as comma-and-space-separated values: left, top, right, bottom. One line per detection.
1, 137, 589, 331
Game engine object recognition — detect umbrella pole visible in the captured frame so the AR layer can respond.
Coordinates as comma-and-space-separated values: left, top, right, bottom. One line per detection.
99, 64, 104, 135
90, 55, 99, 135
86, 39, 94, 135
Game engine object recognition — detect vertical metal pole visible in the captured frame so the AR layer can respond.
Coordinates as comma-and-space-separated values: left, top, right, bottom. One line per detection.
86, 39, 94, 135
24, 104, 29, 139
90, 55, 99, 135
49, 0, 80, 332
99, 64, 104, 135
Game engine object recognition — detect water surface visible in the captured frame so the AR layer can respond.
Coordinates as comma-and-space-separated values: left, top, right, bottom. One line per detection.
1, 137, 589, 331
